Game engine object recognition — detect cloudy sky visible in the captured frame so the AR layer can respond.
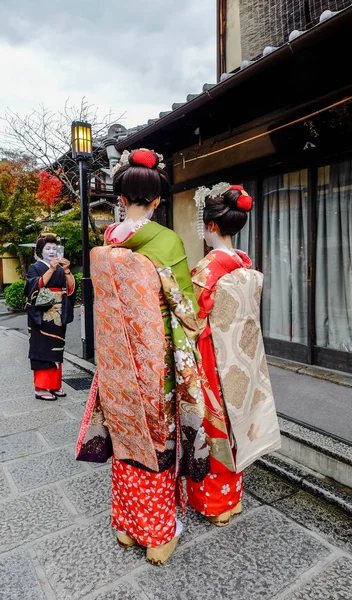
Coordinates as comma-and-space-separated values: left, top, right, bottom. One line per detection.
0, 1, 216, 132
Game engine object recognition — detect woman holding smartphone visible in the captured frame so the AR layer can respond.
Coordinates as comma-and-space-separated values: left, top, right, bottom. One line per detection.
25, 233, 75, 400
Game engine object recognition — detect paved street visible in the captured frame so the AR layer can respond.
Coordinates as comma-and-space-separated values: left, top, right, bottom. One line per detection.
1, 305, 351, 443
0, 303, 84, 359
1, 328, 352, 600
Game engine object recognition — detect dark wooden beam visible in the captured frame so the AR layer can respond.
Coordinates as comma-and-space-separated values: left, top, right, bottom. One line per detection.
217, 0, 227, 81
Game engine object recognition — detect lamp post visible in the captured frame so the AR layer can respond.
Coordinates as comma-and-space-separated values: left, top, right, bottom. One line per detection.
71, 121, 94, 361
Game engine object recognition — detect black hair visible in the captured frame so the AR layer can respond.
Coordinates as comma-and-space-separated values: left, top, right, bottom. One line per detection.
113, 150, 170, 206
35, 234, 58, 259
203, 188, 249, 236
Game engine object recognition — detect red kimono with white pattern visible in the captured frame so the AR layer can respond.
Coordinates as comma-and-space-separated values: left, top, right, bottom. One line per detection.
186, 249, 252, 516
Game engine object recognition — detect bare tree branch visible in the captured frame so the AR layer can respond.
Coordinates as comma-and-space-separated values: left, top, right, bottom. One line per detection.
1, 98, 125, 244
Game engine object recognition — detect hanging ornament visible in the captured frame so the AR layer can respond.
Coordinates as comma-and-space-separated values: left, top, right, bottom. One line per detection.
193, 182, 230, 239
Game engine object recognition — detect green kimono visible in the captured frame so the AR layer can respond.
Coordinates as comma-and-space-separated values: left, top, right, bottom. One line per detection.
103, 220, 210, 482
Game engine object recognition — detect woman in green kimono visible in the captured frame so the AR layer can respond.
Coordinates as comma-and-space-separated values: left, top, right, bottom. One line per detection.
90, 148, 209, 565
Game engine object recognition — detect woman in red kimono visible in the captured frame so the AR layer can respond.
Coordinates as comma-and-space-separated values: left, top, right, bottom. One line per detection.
86, 149, 209, 565
187, 184, 281, 525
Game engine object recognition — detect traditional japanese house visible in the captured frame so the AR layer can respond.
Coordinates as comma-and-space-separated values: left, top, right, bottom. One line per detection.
109, 4, 352, 372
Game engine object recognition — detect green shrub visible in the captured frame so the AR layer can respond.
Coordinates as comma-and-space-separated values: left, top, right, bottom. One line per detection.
73, 272, 83, 304
4, 281, 26, 310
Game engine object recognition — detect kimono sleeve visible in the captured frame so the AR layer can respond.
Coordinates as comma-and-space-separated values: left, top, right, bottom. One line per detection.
62, 280, 76, 325
191, 259, 217, 320
24, 264, 43, 304
25, 264, 43, 326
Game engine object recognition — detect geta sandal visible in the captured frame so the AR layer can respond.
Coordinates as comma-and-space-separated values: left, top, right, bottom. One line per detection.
35, 391, 56, 401
116, 532, 137, 549
51, 388, 67, 398
208, 501, 242, 527
146, 535, 180, 566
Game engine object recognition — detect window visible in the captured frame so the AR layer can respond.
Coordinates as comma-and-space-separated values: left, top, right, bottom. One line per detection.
316, 160, 352, 351
262, 170, 308, 343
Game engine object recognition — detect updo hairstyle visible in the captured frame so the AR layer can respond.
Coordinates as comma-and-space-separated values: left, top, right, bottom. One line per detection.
35, 234, 58, 259
203, 187, 251, 236
113, 149, 170, 206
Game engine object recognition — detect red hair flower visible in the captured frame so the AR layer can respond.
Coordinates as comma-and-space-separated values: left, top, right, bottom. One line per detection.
132, 149, 158, 169
229, 185, 253, 211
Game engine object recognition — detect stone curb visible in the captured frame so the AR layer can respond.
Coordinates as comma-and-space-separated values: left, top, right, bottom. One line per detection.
0, 328, 28, 338
267, 356, 352, 388
0, 326, 96, 375
63, 352, 96, 375
259, 454, 352, 517
279, 418, 352, 467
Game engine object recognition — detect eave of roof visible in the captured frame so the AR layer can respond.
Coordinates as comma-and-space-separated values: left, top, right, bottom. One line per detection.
115, 6, 352, 154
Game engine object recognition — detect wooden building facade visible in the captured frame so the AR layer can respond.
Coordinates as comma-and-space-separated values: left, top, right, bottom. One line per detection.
114, 7, 352, 372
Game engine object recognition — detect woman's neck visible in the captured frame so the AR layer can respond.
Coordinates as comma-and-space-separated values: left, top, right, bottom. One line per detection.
125, 204, 151, 222
221, 235, 233, 250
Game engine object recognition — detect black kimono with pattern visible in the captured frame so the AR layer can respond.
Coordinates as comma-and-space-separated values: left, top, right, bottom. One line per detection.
25, 261, 75, 371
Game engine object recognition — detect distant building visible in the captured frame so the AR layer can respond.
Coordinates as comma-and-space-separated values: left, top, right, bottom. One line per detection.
0, 249, 22, 289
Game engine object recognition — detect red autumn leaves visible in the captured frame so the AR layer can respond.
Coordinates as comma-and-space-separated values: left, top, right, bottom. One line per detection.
36, 171, 63, 207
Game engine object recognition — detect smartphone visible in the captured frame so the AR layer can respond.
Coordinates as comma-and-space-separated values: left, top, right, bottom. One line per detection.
56, 245, 64, 260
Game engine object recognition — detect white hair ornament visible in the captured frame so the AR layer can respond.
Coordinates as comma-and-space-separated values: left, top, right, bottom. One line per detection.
194, 182, 230, 239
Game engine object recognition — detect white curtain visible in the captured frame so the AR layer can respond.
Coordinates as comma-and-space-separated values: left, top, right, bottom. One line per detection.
262, 171, 308, 343
316, 161, 352, 351
233, 180, 256, 263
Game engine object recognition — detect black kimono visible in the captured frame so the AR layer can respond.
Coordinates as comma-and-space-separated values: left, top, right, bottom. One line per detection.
25, 260, 75, 372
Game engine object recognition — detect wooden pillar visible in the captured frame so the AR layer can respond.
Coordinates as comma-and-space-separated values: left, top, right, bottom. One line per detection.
217, 0, 227, 81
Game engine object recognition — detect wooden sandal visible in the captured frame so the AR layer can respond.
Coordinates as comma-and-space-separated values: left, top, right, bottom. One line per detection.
35, 391, 56, 401
51, 388, 67, 398
116, 532, 137, 549
146, 535, 180, 566
231, 501, 242, 517
208, 502, 242, 527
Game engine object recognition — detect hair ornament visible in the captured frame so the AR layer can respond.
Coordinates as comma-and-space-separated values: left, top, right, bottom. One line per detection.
132, 149, 157, 169
229, 185, 253, 211
38, 230, 55, 239
194, 182, 230, 239
111, 148, 165, 177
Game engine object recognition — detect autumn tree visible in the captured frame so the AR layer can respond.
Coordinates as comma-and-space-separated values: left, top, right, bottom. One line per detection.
36, 170, 63, 211
0, 158, 42, 276
2, 98, 122, 244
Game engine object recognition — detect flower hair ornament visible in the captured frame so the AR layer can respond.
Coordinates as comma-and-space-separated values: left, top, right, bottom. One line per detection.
228, 185, 253, 212
193, 183, 253, 239
112, 148, 165, 177
194, 182, 230, 239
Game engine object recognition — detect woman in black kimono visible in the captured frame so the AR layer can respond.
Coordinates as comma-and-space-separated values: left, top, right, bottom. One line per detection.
25, 233, 75, 400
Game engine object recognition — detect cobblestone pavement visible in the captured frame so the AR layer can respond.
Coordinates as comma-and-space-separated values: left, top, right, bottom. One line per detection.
2, 309, 352, 443
1, 328, 352, 600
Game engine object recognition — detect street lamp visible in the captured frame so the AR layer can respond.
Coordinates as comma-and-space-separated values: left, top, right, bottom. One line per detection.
71, 121, 94, 361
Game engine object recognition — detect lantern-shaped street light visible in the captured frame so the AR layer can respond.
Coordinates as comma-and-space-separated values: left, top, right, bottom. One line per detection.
72, 122, 92, 159
71, 121, 94, 361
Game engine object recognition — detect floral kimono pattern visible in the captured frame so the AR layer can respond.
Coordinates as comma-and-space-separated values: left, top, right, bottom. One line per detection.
187, 249, 281, 517
104, 220, 210, 483
89, 220, 210, 547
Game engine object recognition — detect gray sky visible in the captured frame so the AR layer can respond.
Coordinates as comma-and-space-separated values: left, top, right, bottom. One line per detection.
0, 1, 216, 130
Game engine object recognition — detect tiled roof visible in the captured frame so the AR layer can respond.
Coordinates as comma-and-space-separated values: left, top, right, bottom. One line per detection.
112, 7, 349, 147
